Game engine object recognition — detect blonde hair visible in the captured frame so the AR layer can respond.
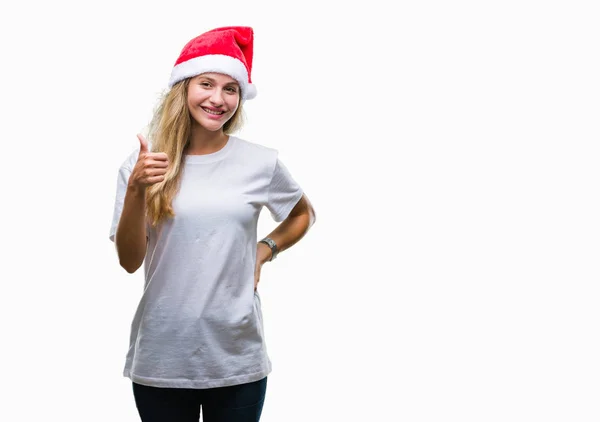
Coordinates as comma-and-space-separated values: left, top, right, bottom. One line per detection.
145, 78, 245, 226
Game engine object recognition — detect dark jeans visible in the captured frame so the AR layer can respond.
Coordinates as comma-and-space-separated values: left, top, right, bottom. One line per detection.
132, 377, 267, 422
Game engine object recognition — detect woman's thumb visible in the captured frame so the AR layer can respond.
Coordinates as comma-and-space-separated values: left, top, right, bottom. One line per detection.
137, 134, 148, 153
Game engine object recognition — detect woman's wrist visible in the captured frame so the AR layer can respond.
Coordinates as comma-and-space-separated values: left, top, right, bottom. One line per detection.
257, 242, 272, 264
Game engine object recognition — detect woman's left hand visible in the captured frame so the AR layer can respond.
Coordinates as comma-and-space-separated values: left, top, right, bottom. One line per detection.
254, 242, 272, 290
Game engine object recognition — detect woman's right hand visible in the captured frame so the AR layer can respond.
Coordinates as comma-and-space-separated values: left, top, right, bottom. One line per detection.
128, 134, 170, 189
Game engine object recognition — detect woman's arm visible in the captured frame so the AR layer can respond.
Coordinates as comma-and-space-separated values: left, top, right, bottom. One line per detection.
114, 134, 169, 274
115, 185, 148, 273
257, 194, 316, 263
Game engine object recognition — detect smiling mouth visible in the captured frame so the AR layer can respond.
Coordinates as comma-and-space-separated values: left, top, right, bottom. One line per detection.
202, 107, 225, 115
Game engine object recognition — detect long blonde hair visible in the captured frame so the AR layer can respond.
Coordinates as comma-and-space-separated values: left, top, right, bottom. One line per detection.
145, 78, 245, 226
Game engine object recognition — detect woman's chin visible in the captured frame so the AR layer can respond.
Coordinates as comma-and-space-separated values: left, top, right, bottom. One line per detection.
192, 117, 226, 132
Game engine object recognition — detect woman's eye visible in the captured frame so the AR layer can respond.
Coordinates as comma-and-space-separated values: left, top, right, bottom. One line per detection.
200, 82, 211, 87
226, 87, 237, 93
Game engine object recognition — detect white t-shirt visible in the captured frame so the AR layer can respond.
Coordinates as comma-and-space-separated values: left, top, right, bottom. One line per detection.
109, 136, 303, 389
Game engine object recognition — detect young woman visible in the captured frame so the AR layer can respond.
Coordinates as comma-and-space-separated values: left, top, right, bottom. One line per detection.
109, 26, 316, 422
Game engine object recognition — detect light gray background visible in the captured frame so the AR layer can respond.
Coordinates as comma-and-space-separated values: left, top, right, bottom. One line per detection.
1, 0, 598, 421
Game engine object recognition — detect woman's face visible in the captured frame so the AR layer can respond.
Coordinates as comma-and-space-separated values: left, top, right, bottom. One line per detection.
187, 73, 240, 132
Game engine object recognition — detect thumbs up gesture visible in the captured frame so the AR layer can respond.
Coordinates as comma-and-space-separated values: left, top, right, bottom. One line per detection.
128, 134, 170, 189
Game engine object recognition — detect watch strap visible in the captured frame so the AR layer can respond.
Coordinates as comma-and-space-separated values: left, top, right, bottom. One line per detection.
259, 237, 278, 261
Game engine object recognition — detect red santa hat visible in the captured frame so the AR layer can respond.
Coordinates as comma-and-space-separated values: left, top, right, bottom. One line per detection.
168, 26, 257, 101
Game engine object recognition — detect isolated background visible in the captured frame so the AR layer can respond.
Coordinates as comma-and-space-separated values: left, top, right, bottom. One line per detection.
1, 0, 598, 421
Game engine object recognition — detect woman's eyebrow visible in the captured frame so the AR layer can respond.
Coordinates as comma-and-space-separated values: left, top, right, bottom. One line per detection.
198, 76, 239, 86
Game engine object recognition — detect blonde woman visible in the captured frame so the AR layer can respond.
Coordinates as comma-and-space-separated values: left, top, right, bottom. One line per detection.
109, 26, 315, 422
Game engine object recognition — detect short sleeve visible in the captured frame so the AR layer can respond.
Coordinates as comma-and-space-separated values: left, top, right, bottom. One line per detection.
109, 149, 139, 242
109, 164, 133, 242
266, 158, 304, 222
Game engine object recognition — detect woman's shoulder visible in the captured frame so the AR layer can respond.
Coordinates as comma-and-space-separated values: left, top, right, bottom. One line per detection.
117, 146, 141, 171
232, 136, 279, 160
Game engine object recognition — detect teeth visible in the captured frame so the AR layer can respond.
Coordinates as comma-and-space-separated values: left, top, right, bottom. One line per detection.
203, 108, 224, 115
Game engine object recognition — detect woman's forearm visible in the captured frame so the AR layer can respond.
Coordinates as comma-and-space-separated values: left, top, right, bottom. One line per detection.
261, 195, 316, 261
115, 186, 148, 273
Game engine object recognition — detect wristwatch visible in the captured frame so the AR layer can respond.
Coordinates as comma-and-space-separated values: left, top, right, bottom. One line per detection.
258, 237, 278, 261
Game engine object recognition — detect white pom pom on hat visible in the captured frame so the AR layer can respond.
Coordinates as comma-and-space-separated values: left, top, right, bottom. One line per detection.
168, 26, 257, 101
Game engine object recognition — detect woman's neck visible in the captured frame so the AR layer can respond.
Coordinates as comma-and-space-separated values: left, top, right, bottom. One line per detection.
186, 127, 229, 155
